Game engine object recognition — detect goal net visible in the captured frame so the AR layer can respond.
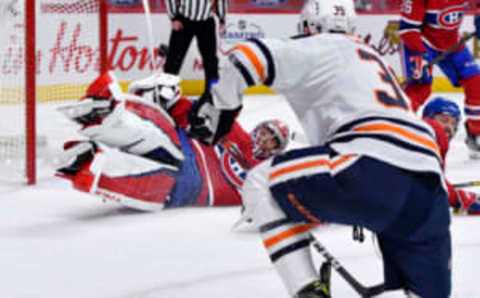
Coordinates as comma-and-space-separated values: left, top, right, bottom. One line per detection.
0, 0, 107, 184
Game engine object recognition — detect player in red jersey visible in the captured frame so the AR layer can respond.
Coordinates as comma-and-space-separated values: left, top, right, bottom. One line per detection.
422, 96, 480, 214
55, 72, 290, 211
399, 0, 480, 158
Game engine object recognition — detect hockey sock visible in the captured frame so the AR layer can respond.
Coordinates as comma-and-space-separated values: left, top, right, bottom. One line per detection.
460, 75, 480, 135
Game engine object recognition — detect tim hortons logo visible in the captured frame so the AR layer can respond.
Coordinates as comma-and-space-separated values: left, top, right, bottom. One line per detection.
51, 22, 164, 73
1, 21, 164, 76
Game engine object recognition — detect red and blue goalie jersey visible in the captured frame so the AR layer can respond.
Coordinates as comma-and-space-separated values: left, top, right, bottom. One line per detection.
166, 98, 262, 207
399, 0, 467, 52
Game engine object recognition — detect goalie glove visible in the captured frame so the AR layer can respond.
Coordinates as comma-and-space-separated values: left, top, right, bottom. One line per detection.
187, 92, 241, 145
58, 97, 115, 127
455, 189, 480, 215
128, 72, 181, 111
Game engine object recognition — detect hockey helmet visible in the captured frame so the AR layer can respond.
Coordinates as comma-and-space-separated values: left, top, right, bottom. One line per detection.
252, 119, 290, 159
423, 97, 461, 125
423, 97, 461, 139
298, 0, 356, 34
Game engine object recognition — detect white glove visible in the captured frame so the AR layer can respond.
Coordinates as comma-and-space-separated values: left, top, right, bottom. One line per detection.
128, 72, 181, 110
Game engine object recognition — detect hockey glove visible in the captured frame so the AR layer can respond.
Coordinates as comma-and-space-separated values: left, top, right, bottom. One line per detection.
475, 15, 480, 39
409, 52, 432, 83
57, 97, 115, 127
188, 92, 241, 145
128, 72, 181, 111
455, 189, 480, 215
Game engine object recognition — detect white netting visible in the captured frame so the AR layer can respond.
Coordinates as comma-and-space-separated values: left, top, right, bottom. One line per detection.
0, 0, 102, 182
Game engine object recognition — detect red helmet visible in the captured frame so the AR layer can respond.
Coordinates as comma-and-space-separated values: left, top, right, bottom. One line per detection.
251, 119, 290, 159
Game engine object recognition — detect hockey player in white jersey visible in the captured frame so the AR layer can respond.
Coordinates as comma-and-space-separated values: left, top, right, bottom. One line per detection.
187, 0, 451, 297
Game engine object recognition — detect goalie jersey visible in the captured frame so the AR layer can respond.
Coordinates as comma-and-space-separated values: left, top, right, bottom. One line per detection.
166, 98, 261, 207
211, 33, 445, 182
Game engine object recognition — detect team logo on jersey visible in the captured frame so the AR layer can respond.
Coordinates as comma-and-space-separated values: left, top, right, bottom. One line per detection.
217, 145, 247, 189
437, 6, 464, 29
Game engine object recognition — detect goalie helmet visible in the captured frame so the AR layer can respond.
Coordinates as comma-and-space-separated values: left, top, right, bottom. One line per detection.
251, 119, 290, 159
298, 0, 356, 35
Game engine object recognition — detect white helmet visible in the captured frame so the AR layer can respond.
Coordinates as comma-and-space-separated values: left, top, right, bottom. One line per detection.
298, 0, 356, 35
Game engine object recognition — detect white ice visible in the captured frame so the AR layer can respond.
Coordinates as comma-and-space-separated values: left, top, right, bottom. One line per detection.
0, 93, 479, 298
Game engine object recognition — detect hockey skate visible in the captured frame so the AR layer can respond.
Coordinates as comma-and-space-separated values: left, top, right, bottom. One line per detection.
465, 123, 480, 159
296, 262, 331, 298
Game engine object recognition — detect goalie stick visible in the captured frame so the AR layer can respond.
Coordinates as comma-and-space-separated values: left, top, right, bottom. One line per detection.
401, 31, 476, 88
310, 235, 385, 298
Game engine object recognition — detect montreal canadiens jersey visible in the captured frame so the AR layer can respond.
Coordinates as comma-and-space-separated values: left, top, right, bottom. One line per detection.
169, 98, 261, 206
212, 34, 444, 180
399, 0, 468, 52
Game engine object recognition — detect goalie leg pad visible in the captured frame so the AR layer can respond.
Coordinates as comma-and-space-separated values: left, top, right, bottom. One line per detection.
57, 142, 179, 211
81, 96, 184, 166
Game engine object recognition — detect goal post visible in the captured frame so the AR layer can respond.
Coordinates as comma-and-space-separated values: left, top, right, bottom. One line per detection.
0, 0, 108, 185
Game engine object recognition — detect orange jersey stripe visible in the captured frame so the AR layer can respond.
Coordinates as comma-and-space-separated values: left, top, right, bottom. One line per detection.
234, 44, 265, 80
263, 224, 314, 249
353, 123, 440, 156
269, 154, 357, 180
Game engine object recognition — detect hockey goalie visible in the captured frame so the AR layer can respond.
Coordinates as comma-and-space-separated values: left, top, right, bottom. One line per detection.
55, 72, 290, 211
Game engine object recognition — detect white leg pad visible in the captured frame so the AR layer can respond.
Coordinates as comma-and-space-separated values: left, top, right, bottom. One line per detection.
68, 143, 178, 211
81, 97, 183, 163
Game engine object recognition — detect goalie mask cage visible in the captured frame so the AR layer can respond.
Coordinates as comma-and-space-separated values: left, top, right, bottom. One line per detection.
0, 0, 108, 185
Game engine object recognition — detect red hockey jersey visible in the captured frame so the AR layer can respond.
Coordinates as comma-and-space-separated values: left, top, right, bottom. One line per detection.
170, 98, 263, 206
424, 117, 462, 207
399, 0, 467, 52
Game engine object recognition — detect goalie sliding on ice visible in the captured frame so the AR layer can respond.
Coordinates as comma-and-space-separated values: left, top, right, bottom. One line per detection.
54, 71, 290, 211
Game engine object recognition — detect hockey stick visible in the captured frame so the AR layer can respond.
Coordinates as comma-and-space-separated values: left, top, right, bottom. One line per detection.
310, 235, 385, 298
453, 180, 480, 188
401, 31, 476, 87
141, 0, 158, 68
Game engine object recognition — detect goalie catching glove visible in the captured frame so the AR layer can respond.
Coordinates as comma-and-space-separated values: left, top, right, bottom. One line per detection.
128, 72, 181, 111
188, 92, 242, 145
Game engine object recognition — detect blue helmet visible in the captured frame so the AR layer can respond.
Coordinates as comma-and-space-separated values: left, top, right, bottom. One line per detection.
423, 97, 461, 128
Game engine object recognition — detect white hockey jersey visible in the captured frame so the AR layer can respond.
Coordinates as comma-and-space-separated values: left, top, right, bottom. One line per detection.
211, 33, 444, 178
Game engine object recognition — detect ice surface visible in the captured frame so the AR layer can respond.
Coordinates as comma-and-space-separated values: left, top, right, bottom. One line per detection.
0, 93, 479, 298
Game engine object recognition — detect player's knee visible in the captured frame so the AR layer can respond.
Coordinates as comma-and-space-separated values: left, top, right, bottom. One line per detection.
240, 159, 287, 228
